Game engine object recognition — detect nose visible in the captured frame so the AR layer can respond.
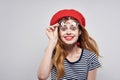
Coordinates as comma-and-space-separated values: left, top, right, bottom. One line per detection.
66, 29, 72, 35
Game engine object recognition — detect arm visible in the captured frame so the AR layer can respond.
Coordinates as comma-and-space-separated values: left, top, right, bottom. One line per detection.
87, 68, 97, 80
37, 23, 59, 80
37, 41, 56, 80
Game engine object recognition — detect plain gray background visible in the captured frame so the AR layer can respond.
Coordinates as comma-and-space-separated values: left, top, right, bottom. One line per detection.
0, 0, 120, 80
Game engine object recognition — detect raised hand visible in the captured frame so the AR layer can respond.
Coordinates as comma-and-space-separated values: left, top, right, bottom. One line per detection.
46, 23, 59, 44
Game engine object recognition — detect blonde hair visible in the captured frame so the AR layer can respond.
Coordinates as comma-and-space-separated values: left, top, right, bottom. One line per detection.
52, 17, 100, 79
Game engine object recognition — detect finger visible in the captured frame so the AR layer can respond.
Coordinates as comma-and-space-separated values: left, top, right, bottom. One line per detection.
54, 25, 58, 33
52, 23, 59, 29
50, 26, 55, 30
52, 23, 59, 26
46, 27, 53, 32
47, 23, 59, 32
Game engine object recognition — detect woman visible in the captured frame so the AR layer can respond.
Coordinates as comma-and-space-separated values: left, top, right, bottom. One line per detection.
38, 9, 101, 80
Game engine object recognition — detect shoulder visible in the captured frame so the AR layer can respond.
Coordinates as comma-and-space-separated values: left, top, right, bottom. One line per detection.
82, 49, 101, 71
83, 49, 96, 56
82, 49, 97, 59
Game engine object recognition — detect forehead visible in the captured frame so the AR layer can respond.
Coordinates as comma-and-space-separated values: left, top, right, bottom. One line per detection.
64, 20, 76, 24
59, 17, 79, 23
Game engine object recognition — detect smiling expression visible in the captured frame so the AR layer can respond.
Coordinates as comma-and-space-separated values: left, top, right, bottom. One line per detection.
59, 18, 81, 45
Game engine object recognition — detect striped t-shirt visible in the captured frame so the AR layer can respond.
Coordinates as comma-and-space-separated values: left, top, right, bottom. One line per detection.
50, 49, 101, 80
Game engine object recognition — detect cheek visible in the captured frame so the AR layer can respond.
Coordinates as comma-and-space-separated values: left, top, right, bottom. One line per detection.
74, 31, 80, 36
59, 31, 65, 36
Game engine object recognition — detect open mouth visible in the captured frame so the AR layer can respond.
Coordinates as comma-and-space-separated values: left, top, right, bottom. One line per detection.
64, 36, 74, 41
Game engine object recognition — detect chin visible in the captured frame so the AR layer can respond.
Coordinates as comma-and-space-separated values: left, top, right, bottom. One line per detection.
64, 41, 76, 45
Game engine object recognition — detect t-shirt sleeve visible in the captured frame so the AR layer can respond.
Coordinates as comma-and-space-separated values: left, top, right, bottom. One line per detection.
88, 52, 101, 71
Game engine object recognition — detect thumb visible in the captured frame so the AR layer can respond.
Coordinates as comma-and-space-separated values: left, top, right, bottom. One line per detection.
54, 23, 59, 33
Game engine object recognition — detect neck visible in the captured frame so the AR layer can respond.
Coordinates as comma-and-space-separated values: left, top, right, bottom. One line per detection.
64, 44, 79, 55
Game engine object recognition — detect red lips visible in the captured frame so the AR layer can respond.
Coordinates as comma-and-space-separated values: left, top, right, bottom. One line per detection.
64, 36, 74, 41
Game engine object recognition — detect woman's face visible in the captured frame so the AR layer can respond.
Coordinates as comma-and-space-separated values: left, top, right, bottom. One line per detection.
59, 19, 81, 45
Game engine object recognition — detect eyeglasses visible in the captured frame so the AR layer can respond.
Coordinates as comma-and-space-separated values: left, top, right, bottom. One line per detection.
59, 21, 79, 31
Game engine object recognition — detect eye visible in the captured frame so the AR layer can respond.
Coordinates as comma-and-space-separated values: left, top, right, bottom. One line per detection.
70, 26, 77, 31
60, 26, 67, 31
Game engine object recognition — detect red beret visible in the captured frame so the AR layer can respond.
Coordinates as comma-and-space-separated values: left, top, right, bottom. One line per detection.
50, 9, 86, 27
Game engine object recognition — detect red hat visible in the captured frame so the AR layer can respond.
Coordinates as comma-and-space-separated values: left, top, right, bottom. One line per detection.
50, 9, 86, 27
